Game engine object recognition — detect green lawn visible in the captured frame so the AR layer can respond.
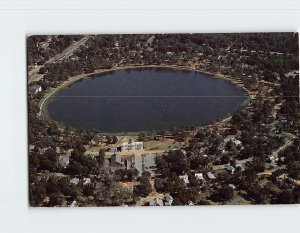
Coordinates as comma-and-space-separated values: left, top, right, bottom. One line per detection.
144, 139, 182, 150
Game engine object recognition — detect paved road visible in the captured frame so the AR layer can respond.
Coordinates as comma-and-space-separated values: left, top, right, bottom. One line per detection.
48, 36, 91, 63
212, 157, 253, 171
271, 133, 295, 159
258, 169, 278, 177
28, 35, 91, 83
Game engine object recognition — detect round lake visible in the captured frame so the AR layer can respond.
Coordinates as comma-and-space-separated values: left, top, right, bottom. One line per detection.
46, 68, 247, 133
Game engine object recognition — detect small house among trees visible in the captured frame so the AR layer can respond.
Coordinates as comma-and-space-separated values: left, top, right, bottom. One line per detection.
28, 84, 42, 95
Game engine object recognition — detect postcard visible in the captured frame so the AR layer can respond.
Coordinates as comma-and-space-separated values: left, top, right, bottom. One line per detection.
27, 33, 299, 207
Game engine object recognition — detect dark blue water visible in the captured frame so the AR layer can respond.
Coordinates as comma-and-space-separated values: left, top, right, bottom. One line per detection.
47, 68, 246, 133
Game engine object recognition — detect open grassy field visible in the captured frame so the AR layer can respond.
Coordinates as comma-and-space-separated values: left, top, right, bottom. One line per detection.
143, 139, 182, 151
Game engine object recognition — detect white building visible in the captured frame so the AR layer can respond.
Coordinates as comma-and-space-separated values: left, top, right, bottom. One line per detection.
149, 198, 163, 206
195, 173, 205, 181
164, 195, 174, 206
179, 174, 189, 184
232, 139, 242, 146
70, 178, 80, 185
83, 178, 91, 186
114, 137, 143, 152
28, 84, 42, 95
228, 184, 236, 190
207, 172, 216, 180
125, 154, 156, 176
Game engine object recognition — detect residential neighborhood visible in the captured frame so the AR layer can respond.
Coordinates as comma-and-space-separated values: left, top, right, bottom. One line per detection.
28, 33, 299, 207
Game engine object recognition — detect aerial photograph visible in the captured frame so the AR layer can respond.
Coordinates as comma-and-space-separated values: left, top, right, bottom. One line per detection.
27, 33, 299, 207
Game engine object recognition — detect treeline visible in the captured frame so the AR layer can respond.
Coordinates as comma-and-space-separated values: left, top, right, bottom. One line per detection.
27, 35, 83, 65
33, 33, 299, 89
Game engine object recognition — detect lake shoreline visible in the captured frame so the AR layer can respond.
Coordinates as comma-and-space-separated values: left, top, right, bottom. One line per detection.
39, 64, 251, 135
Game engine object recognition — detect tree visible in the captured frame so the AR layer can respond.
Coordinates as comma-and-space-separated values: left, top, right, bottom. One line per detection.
98, 149, 105, 167
220, 155, 230, 164
277, 190, 295, 204
43, 148, 58, 162
241, 168, 257, 186
134, 172, 152, 197
66, 161, 83, 175
40, 159, 57, 172
169, 150, 190, 175
97, 183, 132, 206
48, 193, 65, 207
138, 132, 147, 142
293, 186, 300, 203
190, 155, 208, 170
246, 185, 268, 204
112, 136, 118, 144
30, 181, 47, 205
83, 184, 94, 196
155, 150, 190, 176
194, 131, 205, 142
210, 186, 234, 202
155, 156, 169, 177
225, 140, 235, 151
106, 136, 112, 144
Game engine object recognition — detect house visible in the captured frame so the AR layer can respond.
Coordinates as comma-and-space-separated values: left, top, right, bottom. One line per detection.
199, 148, 206, 153
111, 154, 122, 167
188, 201, 194, 206
179, 174, 189, 184
69, 200, 78, 207
181, 150, 187, 155
28, 84, 42, 95
232, 139, 242, 146
164, 195, 173, 206
228, 184, 236, 190
129, 50, 137, 56
70, 178, 80, 185
149, 198, 163, 206
83, 178, 91, 186
58, 155, 69, 168
114, 137, 143, 152
140, 154, 156, 176
195, 173, 205, 181
207, 172, 216, 180
108, 152, 157, 175
125, 154, 156, 176
38, 41, 49, 49
232, 139, 244, 150
270, 151, 279, 160
124, 157, 132, 170
225, 164, 236, 174
146, 47, 154, 52
146, 35, 155, 46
